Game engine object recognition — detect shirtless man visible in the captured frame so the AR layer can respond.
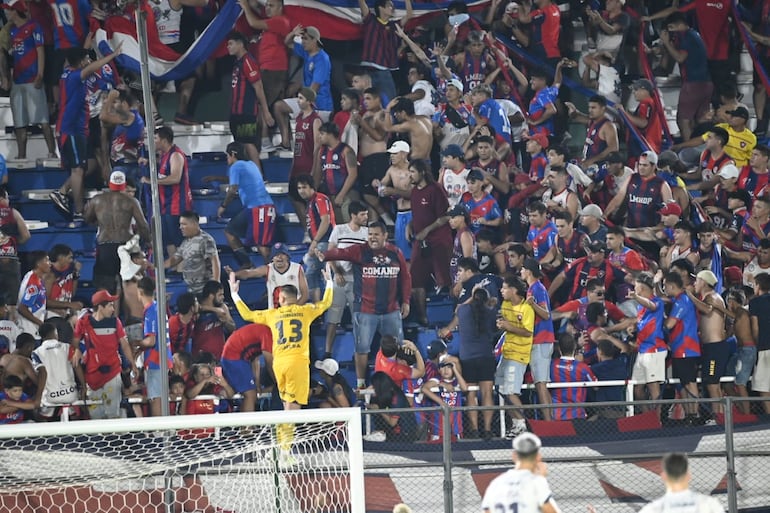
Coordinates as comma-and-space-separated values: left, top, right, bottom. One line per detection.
353, 87, 392, 225
725, 289, 756, 414
0, 333, 37, 388
383, 97, 433, 163
376, 141, 414, 259
83, 171, 151, 295
687, 270, 729, 414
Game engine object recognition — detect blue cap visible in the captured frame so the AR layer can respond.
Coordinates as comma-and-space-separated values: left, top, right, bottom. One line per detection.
441, 144, 464, 158
270, 243, 290, 259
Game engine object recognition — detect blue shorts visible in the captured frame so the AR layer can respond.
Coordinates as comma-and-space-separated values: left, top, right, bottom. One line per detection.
352, 310, 403, 354
395, 211, 412, 260
226, 205, 276, 247
160, 214, 183, 247
303, 242, 328, 291
222, 358, 256, 394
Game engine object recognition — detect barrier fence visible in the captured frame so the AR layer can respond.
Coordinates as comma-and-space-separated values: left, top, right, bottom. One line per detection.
360, 397, 770, 513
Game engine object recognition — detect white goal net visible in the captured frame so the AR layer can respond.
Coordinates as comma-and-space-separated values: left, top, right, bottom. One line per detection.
0, 408, 365, 513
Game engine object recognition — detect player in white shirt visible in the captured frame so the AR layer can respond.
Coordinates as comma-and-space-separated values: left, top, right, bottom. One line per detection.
639, 453, 725, 513
324, 201, 369, 358
481, 433, 561, 513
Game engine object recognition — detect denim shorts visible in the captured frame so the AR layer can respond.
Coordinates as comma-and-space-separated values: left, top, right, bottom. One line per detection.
529, 343, 554, 383
726, 346, 758, 387
145, 368, 164, 400
303, 242, 328, 291
353, 310, 403, 354
496, 358, 527, 395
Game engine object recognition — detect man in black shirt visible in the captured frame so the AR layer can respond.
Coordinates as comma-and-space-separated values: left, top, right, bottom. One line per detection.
749, 273, 770, 413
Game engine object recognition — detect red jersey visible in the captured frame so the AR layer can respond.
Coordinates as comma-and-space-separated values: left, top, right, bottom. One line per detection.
306, 192, 335, 241
374, 350, 412, 387
257, 15, 290, 70
158, 145, 192, 215
291, 110, 321, 177
168, 313, 194, 354
410, 182, 453, 246
231, 52, 262, 117
48, 264, 76, 305
222, 323, 272, 361
680, 0, 730, 60
0, 207, 19, 259
74, 314, 126, 390
634, 97, 663, 154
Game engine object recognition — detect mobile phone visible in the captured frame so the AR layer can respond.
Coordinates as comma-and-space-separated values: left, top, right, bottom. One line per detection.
214, 366, 223, 378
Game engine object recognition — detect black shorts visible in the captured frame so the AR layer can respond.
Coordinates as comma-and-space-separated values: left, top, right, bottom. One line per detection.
460, 355, 497, 383
260, 69, 287, 108
701, 340, 731, 385
59, 134, 88, 171
93, 242, 122, 293
230, 115, 262, 149
671, 357, 700, 385
43, 45, 59, 87
0, 258, 21, 305
87, 117, 102, 159
359, 152, 391, 197
160, 214, 183, 247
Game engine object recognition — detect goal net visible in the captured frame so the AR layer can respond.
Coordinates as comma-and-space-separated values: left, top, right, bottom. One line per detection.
0, 407, 365, 513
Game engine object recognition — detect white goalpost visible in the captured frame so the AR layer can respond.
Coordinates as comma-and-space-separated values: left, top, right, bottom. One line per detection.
0, 407, 365, 513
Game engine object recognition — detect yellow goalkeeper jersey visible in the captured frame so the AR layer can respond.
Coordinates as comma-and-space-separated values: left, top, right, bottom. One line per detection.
233, 282, 333, 362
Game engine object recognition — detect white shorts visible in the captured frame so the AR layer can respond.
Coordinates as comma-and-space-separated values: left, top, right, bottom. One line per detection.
529, 343, 553, 383
10, 82, 49, 127
281, 98, 331, 122
632, 351, 668, 384
87, 373, 124, 419
752, 349, 770, 392
326, 279, 355, 324
496, 359, 527, 396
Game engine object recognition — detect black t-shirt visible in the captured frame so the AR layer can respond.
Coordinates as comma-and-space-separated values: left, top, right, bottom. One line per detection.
749, 293, 770, 351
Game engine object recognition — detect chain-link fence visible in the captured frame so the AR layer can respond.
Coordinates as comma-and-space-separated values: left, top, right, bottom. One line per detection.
361, 397, 770, 513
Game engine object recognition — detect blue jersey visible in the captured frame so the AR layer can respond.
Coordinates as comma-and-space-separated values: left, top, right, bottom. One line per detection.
550, 357, 596, 420
10, 21, 44, 84
668, 292, 701, 358
636, 296, 667, 353
528, 86, 558, 135
142, 301, 172, 370
527, 222, 557, 260
470, 98, 512, 145
229, 160, 273, 208
527, 280, 554, 345
293, 43, 333, 111
0, 391, 29, 424
459, 192, 503, 234
57, 67, 88, 137
49, 0, 91, 49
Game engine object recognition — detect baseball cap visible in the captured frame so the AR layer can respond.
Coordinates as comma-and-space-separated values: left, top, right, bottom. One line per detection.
109, 170, 127, 191
657, 150, 679, 168
640, 150, 658, 165
658, 202, 682, 217
632, 78, 654, 93
587, 240, 606, 254
270, 242, 290, 259
522, 257, 542, 277
696, 269, 718, 287
467, 168, 485, 182
724, 266, 742, 284
447, 204, 469, 218
726, 107, 750, 120
388, 141, 411, 154
298, 86, 316, 103
427, 340, 447, 359
718, 164, 740, 180
0, 0, 26, 12
580, 204, 604, 219
314, 358, 339, 375
606, 152, 624, 164
304, 26, 323, 45
441, 144, 464, 158
92, 289, 119, 305
524, 132, 549, 149
512, 432, 541, 456
447, 79, 464, 93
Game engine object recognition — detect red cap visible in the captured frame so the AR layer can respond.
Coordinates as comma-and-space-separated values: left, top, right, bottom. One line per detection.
524, 132, 549, 149
724, 266, 742, 284
92, 289, 119, 305
658, 203, 682, 217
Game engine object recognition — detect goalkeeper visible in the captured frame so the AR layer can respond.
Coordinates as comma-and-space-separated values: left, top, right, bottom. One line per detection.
229, 270, 333, 410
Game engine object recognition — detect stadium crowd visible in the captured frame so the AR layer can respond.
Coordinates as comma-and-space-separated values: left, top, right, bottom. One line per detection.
1, 0, 770, 442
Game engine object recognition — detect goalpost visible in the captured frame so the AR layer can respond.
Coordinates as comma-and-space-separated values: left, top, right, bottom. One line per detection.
0, 407, 365, 513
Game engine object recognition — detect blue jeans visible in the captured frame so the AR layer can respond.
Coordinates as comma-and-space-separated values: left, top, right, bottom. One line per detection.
303, 242, 328, 291
353, 310, 403, 354
368, 68, 396, 105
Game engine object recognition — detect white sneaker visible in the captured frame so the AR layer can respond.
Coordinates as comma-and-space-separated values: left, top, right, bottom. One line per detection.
363, 431, 387, 442
505, 420, 527, 439
261, 138, 276, 152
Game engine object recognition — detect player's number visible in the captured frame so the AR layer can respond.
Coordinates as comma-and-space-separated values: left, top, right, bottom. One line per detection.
276, 319, 302, 345
52, 3, 75, 27
494, 503, 519, 513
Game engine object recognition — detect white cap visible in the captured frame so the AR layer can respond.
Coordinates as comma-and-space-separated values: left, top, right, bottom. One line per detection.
387, 141, 411, 154
580, 203, 604, 219
447, 79, 464, 93
314, 358, 339, 375
718, 164, 740, 180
